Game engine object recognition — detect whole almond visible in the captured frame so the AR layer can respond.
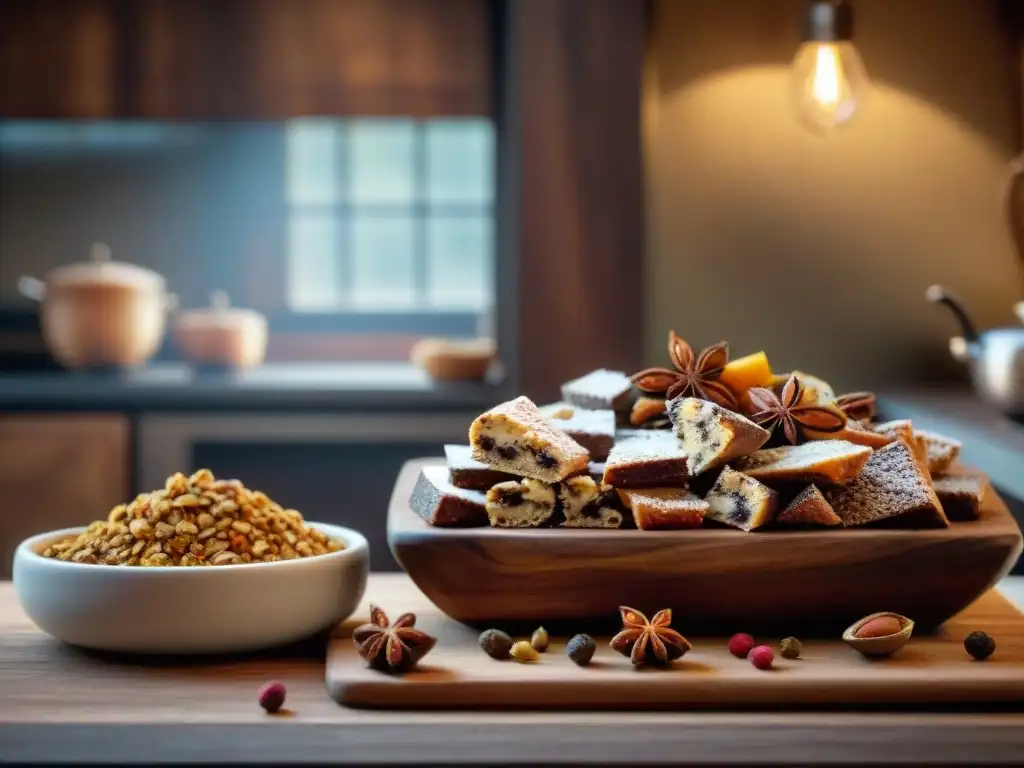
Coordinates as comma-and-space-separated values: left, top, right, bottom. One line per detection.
854, 616, 902, 638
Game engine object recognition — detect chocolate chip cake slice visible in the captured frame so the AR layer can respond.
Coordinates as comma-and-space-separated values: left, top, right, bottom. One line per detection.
409, 465, 489, 527
823, 441, 948, 528
703, 466, 778, 532
775, 484, 842, 526
444, 444, 517, 491
615, 487, 708, 530
667, 397, 771, 475
733, 440, 872, 486
602, 433, 689, 488
932, 473, 987, 522
561, 369, 634, 412
470, 396, 590, 483
485, 478, 557, 528
558, 475, 623, 528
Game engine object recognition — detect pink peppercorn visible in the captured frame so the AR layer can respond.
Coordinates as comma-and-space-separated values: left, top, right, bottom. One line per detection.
749, 645, 774, 670
258, 680, 287, 714
727, 633, 755, 658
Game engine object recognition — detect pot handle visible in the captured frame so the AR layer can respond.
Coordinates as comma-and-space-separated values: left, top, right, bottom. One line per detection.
17, 276, 45, 302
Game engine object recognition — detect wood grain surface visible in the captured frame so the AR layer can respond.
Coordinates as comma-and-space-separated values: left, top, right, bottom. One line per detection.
389, 459, 1024, 631
3, 575, 1024, 764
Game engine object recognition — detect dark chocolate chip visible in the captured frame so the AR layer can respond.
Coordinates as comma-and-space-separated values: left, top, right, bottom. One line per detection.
497, 445, 518, 460
582, 505, 602, 519
536, 451, 557, 469
478, 436, 496, 451
498, 490, 524, 506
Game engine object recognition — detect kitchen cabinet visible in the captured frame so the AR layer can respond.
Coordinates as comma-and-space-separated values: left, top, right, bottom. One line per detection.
0, 414, 129, 577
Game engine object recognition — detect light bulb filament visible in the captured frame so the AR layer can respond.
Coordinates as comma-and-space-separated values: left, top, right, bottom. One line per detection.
811, 45, 842, 108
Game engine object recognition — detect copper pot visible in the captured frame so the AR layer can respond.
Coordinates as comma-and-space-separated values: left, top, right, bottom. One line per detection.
17, 243, 176, 369
173, 291, 267, 369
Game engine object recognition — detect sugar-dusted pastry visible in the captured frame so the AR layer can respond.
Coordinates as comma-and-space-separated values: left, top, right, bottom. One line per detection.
546, 406, 615, 461
824, 441, 948, 528
667, 397, 771, 475
470, 396, 589, 483
616, 487, 708, 530
914, 429, 963, 474
733, 440, 873, 486
485, 478, 557, 528
558, 475, 623, 528
561, 369, 634, 412
703, 467, 778, 532
602, 433, 689, 488
775, 484, 842, 526
615, 427, 671, 443
409, 466, 489, 527
444, 444, 517, 491
933, 473, 987, 522
870, 419, 930, 476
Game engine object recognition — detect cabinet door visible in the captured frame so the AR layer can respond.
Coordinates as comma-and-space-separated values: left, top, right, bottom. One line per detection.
0, 414, 129, 577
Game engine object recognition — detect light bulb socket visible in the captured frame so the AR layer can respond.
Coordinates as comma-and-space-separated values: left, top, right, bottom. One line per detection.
803, 0, 854, 43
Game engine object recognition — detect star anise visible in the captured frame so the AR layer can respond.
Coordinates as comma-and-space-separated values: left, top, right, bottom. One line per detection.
835, 391, 877, 423
609, 606, 691, 667
352, 604, 437, 672
630, 331, 738, 410
746, 374, 846, 445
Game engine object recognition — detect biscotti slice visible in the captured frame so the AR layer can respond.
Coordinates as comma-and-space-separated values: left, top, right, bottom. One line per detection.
703, 466, 778, 532
733, 440, 872, 486
616, 487, 708, 530
409, 466, 489, 527
561, 369, 634, 412
444, 444, 517, 491
914, 429, 962, 474
558, 475, 623, 529
824, 441, 948, 528
667, 396, 771, 475
485, 478, 557, 528
470, 396, 590, 482
933, 473, 987, 522
545, 406, 616, 461
602, 433, 689, 488
775, 485, 842, 526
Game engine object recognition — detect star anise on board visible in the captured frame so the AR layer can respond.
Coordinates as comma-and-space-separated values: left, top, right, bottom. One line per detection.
609, 606, 692, 667
630, 331, 738, 410
352, 604, 437, 672
746, 374, 847, 445
835, 391, 877, 423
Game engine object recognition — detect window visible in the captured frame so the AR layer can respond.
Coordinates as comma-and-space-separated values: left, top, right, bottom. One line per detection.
284, 118, 495, 320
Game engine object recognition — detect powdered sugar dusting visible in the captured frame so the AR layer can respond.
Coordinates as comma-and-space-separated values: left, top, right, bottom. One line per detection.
550, 407, 615, 437
422, 465, 488, 504
736, 440, 871, 471
933, 473, 985, 498
444, 444, 489, 472
561, 369, 632, 407
618, 487, 707, 513
606, 434, 685, 465
915, 429, 962, 471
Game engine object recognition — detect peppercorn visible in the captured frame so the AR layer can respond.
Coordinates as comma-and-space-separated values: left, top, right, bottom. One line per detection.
780, 637, 802, 659
964, 631, 996, 661
727, 632, 755, 658
479, 628, 514, 660
566, 634, 596, 666
749, 645, 774, 670
510, 640, 540, 663
257, 680, 286, 714
531, 626, 550, 653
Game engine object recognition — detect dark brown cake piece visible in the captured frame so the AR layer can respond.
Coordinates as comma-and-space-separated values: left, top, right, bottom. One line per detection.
703, 467, 778, 532
823, 441, 948, 528
776, 484, 842, 526
543, 405, 616, 461
558, 475, 623, 528
485, 478, 557, 528
409, 465, 488, 527
914, 429, 963, 474
667, 397, 771, 475
733, 440, 873, 486
616, 487, 708, 530
870, 419, 929, 474
561, 369, 634, 412
444, 444, 517, 491
603, 433, 689, 488
470, 396, 590, 482
933, 473, 987, 522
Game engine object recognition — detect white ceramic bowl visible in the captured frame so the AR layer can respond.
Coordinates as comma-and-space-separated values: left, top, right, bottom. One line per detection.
13, 522, 368, 654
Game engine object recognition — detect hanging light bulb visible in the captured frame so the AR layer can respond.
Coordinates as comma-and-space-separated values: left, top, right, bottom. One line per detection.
790, 0, 870, 134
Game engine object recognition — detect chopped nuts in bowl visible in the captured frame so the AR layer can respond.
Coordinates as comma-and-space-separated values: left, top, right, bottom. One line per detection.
13, 470, 369, 654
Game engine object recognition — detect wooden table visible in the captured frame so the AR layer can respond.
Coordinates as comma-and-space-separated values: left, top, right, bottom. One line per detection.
3, 575, 1024, 766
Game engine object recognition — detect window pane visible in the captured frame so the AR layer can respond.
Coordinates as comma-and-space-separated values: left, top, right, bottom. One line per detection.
286, 120, 340, 205
426, 214, 492, 310
350, 214, 417, 309
287, 212, 341, 310
426, 119, 494, 204
348, 120, 416, 203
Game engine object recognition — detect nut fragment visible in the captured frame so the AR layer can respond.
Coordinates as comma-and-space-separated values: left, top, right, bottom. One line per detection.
510, 640, 540, 663
530, 627, 550, 653
566, 634, 596, 666
780, 637, 802, 659
479, 629, 514, 660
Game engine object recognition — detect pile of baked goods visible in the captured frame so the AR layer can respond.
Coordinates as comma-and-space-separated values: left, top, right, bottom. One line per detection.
409, 331, 985, 531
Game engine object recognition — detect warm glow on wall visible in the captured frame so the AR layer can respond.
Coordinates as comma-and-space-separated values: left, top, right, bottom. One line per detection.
790, 1, 870, 134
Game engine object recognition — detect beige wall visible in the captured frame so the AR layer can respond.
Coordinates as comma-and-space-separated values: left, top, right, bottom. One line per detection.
646, 0, 1024, 389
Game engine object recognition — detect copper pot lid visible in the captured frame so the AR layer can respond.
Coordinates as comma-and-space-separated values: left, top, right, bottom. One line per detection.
47, 243, 166, 291
176, 291, 266, 330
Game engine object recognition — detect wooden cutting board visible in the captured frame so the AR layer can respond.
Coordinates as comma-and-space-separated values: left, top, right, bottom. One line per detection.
327, 589, 1024, 710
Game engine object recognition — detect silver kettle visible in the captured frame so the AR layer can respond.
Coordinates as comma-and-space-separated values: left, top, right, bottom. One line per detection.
927, 285, 1024, 415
